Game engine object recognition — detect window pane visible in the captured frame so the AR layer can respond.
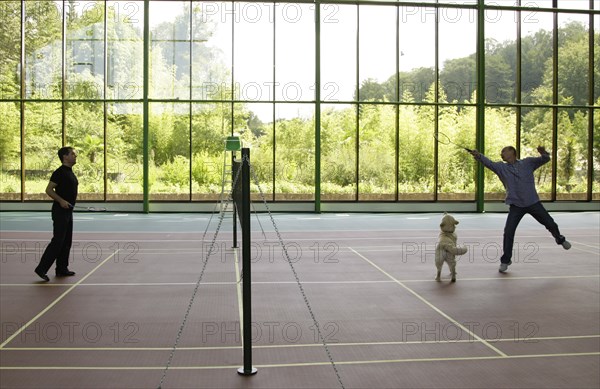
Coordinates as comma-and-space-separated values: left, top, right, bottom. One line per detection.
275, 4, 314, 102
149, 103, 190, 200
558, 13, 589, 106
234, 3, 274, 102
484, 107, 517, 201
359, 6, 396, 102
399, 105, 434, 200
398, 6, 435, 103
521, 11, 553, 104
107, 1, 143, 100
437, 105, 476, 200
0, 102, 21, 200
485, 10, 517, 104
150, 1, 190, 100
556, 108, 588, 200
107, 103, 143, 200
594, 108, 600, 200
0, 1, 22, 99
24, 102, 62, 200
191, 102, 232, 201
275, 104, 315, 201
25, 1, 63, 99
321, 4, 356, 102
321, 104, 356, 200
66, 1, 105, 100
439, 7, 477, 103
521, 107, 553, 200
191, 2, 232, 101
593, 15, 600, 105
65, 102, 104, 200
557, 1, 593, 10
358, 104, 395, 200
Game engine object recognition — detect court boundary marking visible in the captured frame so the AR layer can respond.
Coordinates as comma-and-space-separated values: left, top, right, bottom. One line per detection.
1, 352, 598, 371
1, 274, 599, 288
349, 246, 509, 357
0, 249, 121, 349
2, 334, 599, 352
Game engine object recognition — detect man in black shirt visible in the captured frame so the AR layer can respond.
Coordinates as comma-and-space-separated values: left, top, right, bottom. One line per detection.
35, 147, 79, 281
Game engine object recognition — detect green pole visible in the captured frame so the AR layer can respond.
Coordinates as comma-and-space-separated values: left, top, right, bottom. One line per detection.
476, 0, 485, 213
143, 0, 150, 213
314, 1, 321, 213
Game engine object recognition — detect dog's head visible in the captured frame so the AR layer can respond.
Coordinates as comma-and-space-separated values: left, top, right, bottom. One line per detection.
440, 212, 459, 233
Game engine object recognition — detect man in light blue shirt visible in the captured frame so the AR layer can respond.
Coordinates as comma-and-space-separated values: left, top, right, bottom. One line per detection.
470, 145, 571, 273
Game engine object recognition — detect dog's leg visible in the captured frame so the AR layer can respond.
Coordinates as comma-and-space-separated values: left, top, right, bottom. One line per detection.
449, 261, 456, 282
435, 269, 441, 282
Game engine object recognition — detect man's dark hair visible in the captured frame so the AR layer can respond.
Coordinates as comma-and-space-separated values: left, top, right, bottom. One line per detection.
502, 146, 517, 155
58, 147, 74, 162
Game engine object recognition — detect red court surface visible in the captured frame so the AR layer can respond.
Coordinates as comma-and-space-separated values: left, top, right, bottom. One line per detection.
0, 211, 599, 388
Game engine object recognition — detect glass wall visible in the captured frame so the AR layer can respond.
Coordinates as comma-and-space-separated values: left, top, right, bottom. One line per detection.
0, 1, 598, 207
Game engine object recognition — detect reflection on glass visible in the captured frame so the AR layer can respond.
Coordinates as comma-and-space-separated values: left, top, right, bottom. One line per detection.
191, 2, 232, 101
1, 1, 21, 99
107, 103, 143, 200
24, 103, 62, 200
25, 1, 62, 99
107, 1, 144, 100
150, 1, 190, 99
66, 1, 105, 100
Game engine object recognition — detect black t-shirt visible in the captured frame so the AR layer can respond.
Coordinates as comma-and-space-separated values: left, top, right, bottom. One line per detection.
49, 165, 78, 206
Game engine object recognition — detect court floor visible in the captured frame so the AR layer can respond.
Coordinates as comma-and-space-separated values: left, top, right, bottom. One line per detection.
0, 211, 599, 388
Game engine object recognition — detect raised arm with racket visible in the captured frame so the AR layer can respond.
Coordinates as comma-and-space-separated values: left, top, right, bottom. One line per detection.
434, 131, 473, 152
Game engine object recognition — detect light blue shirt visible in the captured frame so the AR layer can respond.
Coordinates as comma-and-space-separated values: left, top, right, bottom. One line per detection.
478, 153, 550, 207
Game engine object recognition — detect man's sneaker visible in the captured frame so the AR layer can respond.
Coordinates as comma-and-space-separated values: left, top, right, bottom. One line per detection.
499, 261, 512, 273
561, 240, 571, 250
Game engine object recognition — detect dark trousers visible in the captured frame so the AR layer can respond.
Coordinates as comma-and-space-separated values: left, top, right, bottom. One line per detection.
501, 202, 565, 264
35, 208, 73, 274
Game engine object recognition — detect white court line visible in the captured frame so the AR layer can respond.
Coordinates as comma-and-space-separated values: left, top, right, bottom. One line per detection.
2, 334, 598, 352
1, 352, 598, 371
1, 275, 598, 288
0, 249, 121, 349
349, 247, 508, 358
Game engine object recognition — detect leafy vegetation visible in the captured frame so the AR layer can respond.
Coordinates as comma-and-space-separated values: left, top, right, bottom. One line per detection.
0, 2, 598, 201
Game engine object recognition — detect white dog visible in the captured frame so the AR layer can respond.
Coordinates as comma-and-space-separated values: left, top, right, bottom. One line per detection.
435, 213, 468, 282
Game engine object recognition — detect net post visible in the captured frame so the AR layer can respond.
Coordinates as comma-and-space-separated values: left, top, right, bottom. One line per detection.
237, 147, 257, 376
232, 150, 238, 249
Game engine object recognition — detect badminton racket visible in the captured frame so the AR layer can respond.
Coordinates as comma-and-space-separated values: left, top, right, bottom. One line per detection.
71, 205, 108, 212
434, 131, 473, 152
